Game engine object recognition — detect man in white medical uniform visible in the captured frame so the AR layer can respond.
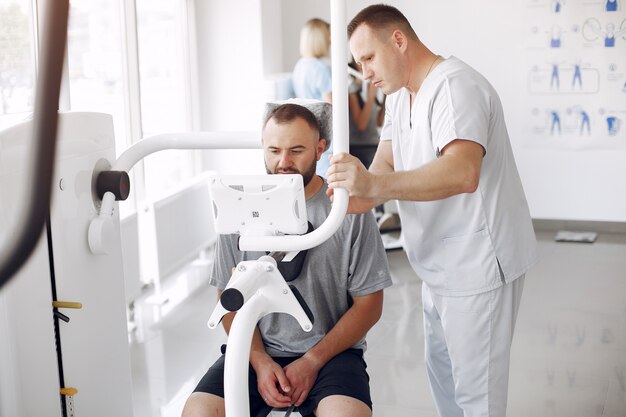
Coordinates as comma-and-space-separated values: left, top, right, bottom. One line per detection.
327, 4, 538, 417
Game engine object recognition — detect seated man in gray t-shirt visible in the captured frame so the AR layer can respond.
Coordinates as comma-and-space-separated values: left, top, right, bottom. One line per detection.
181, 103, 392, 417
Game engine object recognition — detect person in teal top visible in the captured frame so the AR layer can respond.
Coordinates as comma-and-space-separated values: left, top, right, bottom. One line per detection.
292, 18, 333, 178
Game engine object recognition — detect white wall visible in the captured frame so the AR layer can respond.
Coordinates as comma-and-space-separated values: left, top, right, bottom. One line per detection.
194, 0, 265, 175
260, 0, 284, 75
280, 0, 332, 71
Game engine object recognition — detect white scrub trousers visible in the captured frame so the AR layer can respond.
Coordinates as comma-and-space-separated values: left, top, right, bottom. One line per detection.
422, 276, 525, 417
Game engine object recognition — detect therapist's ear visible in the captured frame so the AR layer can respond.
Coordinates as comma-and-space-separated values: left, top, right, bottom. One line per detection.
316, 138, 327, 160
392, 30, 407, 51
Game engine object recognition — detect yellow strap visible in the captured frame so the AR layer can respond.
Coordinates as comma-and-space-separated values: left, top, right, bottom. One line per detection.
60, 387, 78, 396
52, 301, 83, 309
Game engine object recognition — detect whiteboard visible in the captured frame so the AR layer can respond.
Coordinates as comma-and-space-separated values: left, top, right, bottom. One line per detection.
400, 0, 626, 221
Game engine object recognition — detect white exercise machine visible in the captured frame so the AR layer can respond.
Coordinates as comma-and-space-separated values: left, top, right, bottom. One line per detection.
207, 174, 314, 417
0, 0, 349, 416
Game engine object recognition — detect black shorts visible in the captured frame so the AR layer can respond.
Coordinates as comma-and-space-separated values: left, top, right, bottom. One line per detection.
193, 348, 372, 417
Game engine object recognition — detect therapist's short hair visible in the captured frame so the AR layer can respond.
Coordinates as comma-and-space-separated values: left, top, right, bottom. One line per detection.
348, 4, 418, 41
263, 104, 321, 140
300, 18, 330, 58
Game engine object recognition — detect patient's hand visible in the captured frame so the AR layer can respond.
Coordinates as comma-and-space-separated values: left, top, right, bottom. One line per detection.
283, 355, 322, 407
253, 355, 293, 408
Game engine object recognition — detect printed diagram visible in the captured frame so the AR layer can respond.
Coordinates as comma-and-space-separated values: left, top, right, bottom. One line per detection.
606, 63, 626, 91
572, 61, 583, 88
575, 106, 592, 135
527, 24, 572, 49
525, 2, 626, 146
606, 115, 622, 135
528, 61, 600, 93
531, 106, 596, 136
605, 0, 620, 12
582, 18, 626, 47
551, 62, 562, 89
533, 107, 624, 137
550, 25, 565, 48
553, 0, 565, 13
599, 107, 624, 136
550, 110, 562, 134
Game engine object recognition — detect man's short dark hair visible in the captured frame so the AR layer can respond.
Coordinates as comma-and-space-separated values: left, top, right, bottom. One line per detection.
347, 4, 418, 41
264, 103, 321, 139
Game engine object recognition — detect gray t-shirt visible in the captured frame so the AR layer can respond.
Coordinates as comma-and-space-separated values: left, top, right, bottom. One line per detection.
209, 181, 392, 357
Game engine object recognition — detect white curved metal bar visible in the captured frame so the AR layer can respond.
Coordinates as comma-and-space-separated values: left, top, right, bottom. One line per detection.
112, 131, 260, 172
212, 256, 313, 417
224, 293, 267, 417
97, 131, 260, 219
238, 195, 348, 251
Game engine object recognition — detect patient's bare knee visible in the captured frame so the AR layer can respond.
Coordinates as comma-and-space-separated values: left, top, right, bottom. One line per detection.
181, 392, 225, 417
315, 395, 371, 417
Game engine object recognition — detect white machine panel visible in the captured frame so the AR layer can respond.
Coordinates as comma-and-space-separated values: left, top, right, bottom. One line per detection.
0, 112, 134, 416
50, 112, 134, 416
209, 174, 307, 236
0, 119, 62, 417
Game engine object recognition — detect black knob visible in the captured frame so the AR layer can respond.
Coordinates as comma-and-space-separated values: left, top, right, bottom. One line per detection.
221, 288, 244, 312
96, 171, 130, 201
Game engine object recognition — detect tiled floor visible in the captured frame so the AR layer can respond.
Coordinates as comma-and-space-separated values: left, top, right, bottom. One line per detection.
129, 230, 626, 417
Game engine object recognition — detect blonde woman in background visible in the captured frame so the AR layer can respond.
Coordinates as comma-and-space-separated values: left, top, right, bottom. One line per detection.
292, 18, 333, 177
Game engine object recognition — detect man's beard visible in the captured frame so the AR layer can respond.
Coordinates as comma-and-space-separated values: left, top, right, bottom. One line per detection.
265, 160, 317, 187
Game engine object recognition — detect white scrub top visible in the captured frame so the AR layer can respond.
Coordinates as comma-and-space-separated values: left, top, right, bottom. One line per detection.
381, 56, 538, 296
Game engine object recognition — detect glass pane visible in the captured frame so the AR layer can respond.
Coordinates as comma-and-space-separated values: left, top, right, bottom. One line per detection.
136, 0, 194, 200
67, 0, 132, 216
67, 0, 127, 156
0, 0, 36, 131
136, 0, 187, 135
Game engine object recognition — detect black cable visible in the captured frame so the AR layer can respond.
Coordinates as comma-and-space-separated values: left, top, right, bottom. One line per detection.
47, 214, 67, 417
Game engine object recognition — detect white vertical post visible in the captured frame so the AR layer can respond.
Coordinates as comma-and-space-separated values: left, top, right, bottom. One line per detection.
224, 294, 267, 417
330, 0, 348, 155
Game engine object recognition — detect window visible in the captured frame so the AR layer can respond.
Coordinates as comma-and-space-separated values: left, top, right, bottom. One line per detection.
0, 0, 36, 130
66, 0, 127, 155
136, 0, 195, 200
1, 0, 199, 213
136, 0, 188, 135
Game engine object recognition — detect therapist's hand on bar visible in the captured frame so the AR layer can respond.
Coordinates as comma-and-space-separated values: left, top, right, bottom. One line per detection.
326, 153, 378, 214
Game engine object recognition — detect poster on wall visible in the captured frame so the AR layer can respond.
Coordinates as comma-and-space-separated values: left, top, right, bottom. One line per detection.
523, 0, 626, 150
